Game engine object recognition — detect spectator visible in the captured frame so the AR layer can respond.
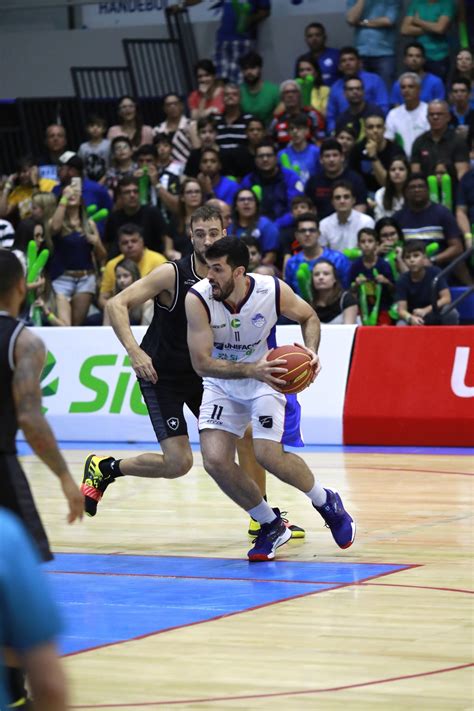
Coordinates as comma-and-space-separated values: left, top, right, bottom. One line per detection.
384, 72, 429, 158
103, 176, 172, 258
134, 141, 181, 224
335, 124, 358, 161
294, 55, 329, 116
401, 0, 454, 81
48, 183, 106, 326
375, 216, 408, 276
393, 173, 466, 274
184, 116, 219, 178
395, 238, 458, 324
197, 148, 240, 205
449, 78, 474, 138
345, 0, 400, 89
241, 235, 264, 272
107, 95, 154, 148
456, 167, 474, 254
188, 59, 225, 120
228, 187, 280, 265
173, 178, 205, 255
102, 258, 151, 326
37, 123, 68, 182
238, 51, 280, 126
305, 138, 368, 218
105, 136, 138, 196
390, 42, 446, 106
374, 155, 411, 220
319, 180, 374, 251
277, 113, 320, 186
297, 22, 340, 87
0, 155, 55, 226
411, 100, 470, 182
240, 138, 304, 229
270, 79, 325, 149
54, 152, 113, 233
311, 259, 358, 323
349, 113, 405, 193
153, 134, 183, 178
215, 84, 253, 157
280, 195, 317, 270
0, 508, 69, 711
153, 93, 194, 166
452, 48, 474, 109
285, 212, 351, 293
77, 114, 111, 182
225, 116, 266, 179
28, 273, 68, 327
99, 224, 166, 315
349, 226, 395, 323
335, 76, 385, 141
326, 46, 389, 134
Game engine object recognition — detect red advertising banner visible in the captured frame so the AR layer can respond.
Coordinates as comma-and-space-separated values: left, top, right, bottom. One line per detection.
344, 327, 474, 446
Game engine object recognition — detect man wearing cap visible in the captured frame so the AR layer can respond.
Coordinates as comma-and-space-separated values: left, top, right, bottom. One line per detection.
53, 152, 113, 236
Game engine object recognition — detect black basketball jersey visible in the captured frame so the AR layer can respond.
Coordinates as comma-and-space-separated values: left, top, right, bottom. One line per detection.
0, 312, 24, 454
140, 254, 201, 375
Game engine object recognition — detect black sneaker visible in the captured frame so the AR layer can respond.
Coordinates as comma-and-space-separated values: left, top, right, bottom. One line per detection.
81, 454, 116, 517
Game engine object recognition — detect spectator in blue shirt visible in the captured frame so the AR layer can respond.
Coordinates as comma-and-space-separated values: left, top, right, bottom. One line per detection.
285, 212, 351, 293
277, 113, 320, 186
390, 42, 446, 106
296, 22, 340, 87
229, 187, 280, 265
326, 46, 389, 134
346, 0, 400, 89
241, 138, 304, 229
198, 148, 239, 206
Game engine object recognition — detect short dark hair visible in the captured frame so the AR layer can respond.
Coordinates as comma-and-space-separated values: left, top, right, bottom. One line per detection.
404, 41, 425, 57
320, 138, 343, 156
343, 76, 363, 88
295, 212, 319, 229
0, 249, 24, 297
403, 239, 426, 257
134, 143, 156, 159
86, 114, 107, 127
246, 116, 265, 130
118, 176, 139, 191
190, 204, 224, 230
339, 46, 360, 60
255, 138, 276, 155
405, 172, 428, 191
305, 22, 326, 35
118, 223, 144, 241
197, 116, 216, 132
153, 133, 173, 146
450, 77, 471, 92
111, 135, 133, 150
291, 195, 314, 210
357, 227, 378, 242
195, 58, 216, 77
288, 113, 309, 129
241, 236, 261, 253
375, 217, 404, 242
331, 180, 355, 198
200, 147, 221, 162
205, 236, 249, 271
239, 50, 263, 69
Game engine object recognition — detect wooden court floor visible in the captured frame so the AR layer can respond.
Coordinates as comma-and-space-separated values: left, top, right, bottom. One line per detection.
22, 448, 473, 710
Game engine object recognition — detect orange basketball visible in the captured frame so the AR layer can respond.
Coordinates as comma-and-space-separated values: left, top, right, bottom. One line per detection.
267, 344, 314, 394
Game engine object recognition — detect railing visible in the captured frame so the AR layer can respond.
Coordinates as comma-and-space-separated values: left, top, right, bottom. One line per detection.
431, 247, 474, 324
123, 38, 191, 97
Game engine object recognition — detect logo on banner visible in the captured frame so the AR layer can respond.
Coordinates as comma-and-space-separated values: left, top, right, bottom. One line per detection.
40, 351, 59, 413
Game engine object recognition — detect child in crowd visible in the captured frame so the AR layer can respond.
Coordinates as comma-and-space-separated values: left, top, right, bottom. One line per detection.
105, 137, 137, 197
349, 227, 395, 325
395, 239, 458, 325
78, 115, 111, 182
280, 195, 316, 271
277, 113, 320, 186
103, 258, 152, 326
375, 217, 408, 279
241, 236, 263, 272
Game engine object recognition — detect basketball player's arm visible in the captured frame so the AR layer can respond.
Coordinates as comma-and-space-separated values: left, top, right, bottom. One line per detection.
185, 292, 288, 386
279, 280, 321, 379
106, 262, 176, 383
12, 329, 83, 523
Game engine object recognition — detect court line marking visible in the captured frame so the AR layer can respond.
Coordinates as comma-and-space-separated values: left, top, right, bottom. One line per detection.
360, 582, 474, 595
326, 465, 473, 477
69, 662, 474, 708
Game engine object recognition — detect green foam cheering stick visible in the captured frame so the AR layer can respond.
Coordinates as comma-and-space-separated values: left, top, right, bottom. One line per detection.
358, 269, 382, 326
296, 261, 312, 303
279, 151, 301, 175
251, 185, 262, 202
86, 204, 109, 222
427, 175, 439, 204
441, 173, 452, 211
296, 75, 314, 108
343, 248, 362, 261
26, 239, 50, 325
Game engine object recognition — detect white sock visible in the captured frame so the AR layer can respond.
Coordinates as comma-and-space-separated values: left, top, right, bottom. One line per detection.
247, 500, 277, 525
305, 481, 327, 508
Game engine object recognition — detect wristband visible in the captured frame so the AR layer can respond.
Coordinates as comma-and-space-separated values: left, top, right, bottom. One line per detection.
47, 312, 55, 323
59, 197, 69, 206
464, 232, 472, 239
4, 182, 12, 192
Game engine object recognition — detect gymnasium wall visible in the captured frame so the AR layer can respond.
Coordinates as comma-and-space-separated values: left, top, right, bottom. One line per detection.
19, 325, 474, 448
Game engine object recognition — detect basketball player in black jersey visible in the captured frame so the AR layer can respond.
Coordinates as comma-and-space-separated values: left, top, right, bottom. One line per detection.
81, 205, 305, 537
0, 249, 83, 708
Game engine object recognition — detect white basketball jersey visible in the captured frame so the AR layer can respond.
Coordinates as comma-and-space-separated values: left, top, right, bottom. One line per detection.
190, 273, 281, 400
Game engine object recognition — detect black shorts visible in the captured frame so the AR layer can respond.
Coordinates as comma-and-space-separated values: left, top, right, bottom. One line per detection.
0, 453, 53, 562
139, 372, 203, 443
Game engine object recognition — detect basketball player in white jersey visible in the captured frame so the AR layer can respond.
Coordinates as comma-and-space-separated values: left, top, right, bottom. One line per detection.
186, 236, 356, 561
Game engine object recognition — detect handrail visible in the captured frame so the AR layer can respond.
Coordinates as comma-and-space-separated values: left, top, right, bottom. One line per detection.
431, 246, 474, 323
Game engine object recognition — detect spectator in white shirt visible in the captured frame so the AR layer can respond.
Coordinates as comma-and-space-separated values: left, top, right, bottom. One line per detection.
384, 72, 429, 159
319, 180, 374, 252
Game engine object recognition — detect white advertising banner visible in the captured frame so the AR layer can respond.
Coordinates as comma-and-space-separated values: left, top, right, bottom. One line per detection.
19, 324, 356, 445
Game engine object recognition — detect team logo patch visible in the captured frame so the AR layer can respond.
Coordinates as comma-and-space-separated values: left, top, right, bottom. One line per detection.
258, 416, 273, 429
167, 417, 179, 431
252, 313, 266, 328
230, 318, 241, 328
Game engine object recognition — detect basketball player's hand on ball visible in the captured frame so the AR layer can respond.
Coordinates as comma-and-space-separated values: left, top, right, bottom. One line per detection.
294, 343, 321, 381
254, 353, 289, 389
130, 348, 158, 383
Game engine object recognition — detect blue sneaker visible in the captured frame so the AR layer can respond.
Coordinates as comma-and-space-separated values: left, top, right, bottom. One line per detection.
314, 489, 356, 549
247, 511, 291, 561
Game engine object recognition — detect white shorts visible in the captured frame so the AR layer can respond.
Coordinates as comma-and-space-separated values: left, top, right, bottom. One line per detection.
199, 380, 286, 441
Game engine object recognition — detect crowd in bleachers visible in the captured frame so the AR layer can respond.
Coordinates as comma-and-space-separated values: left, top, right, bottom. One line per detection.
1, 1, 473, 327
